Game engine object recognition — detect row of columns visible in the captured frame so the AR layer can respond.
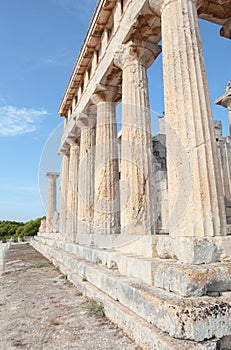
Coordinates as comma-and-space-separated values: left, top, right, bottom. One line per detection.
51, 0, 228, 241
58, 40, 161, 240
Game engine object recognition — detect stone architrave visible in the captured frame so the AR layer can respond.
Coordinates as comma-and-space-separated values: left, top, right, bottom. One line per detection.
45, 172, 60, 233
215, 80, 231, 137
114, 40, 161, 235
91, 88, 120, 235
161, 0, 227, 240
77, 110, 96, 235
59, 151, 70, 235
66, 139, 80, 241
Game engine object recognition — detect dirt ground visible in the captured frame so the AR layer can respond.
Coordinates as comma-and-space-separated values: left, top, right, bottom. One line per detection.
0, 243, 137, 350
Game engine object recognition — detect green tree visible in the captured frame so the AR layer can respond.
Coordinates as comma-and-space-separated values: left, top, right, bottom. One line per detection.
20, 217, 45, 237
0, 217, 45, 241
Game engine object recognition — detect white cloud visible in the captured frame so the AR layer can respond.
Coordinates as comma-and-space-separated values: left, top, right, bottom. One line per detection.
0, 105, 48, 136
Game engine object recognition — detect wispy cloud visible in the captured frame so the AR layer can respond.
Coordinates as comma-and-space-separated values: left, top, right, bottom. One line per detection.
0, 105, 48, 136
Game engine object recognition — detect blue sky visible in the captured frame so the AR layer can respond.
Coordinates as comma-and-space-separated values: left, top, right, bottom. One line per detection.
0, 0, 230, 222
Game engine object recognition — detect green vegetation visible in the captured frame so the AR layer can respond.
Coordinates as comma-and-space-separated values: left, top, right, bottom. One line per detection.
59, 274, 68, 280
28, 261, 52, 269
0, 217, 45, 242
87, 299, 105, 317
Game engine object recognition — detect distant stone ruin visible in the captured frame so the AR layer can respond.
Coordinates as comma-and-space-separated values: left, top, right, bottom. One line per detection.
33, 0, 231, 348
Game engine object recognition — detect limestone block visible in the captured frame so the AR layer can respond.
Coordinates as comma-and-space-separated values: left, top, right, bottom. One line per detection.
156, 235, 173, 259
174, 237, 219, 265
154, 262, 231, 297
33, 237, 231, 343
157, 236, 219, 264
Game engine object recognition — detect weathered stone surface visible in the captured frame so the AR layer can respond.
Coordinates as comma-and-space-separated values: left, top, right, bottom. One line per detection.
77, 113, 96, 235
32, 237, 231, 343
114, 40, 161, 235
152, 132, 168, 233
161, 0, 227, 239
154, 261, 231, 297
157, 236, 221, 264
92, 89, 120, 235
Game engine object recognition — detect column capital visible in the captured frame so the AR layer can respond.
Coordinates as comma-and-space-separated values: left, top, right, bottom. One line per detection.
215, 81, 231, 109
67, 140, 80, 152
149, 0, 211, 18
148, 0, 161, 16
160, 0, 200, 12
59, 148, 70, 156
91, 84, 121, 105
114, 40, 161, 70
77, 106, 97, 130
46, 172, 60, 180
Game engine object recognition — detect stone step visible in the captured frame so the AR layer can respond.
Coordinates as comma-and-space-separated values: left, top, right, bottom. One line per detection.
32, 239, 226, 350
34, 234, 164, 285
61, 261, 223, 350
58, 239, 166, 286
34, 235, 231, 299
32, 239, 231, 343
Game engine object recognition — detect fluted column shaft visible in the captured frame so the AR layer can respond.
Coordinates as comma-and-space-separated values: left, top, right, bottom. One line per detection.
59, 152, 70, 235
219, 139, 231, 223
66, 140, 79, 241
115, 40, 161, 235
46, 172, 59, 233
228, 106, 231, 137
78, 118, 96, 235
161, 0, 227, 237
92, 91, 120, 234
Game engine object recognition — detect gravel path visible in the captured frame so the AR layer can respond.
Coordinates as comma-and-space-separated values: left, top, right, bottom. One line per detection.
0, 243, 137, 350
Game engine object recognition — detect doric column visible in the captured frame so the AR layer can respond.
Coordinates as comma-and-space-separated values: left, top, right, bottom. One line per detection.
91, 88, 120, 234
77, 112, 96, 235
114, 40, 161, 235
45, 172, 59, 233
59, 151, 70, 235
66, 139, 80, 241
161, 0, 227, 238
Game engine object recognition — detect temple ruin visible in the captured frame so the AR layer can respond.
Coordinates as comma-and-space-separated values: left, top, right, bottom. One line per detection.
32, 0, 231, 348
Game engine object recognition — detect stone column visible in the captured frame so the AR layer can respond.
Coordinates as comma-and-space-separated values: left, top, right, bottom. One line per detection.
45, 172, 60, 233
77, 112, 96, 235
215, 80, 231, 137
91, 89, 120, 234
66, 139, 80, 241
114, 40, 161, 235
161, 0, 227, 241
59, 151, 70, 235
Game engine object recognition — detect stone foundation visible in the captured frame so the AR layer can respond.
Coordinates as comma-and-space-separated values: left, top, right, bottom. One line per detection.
32, 234, 231, 349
